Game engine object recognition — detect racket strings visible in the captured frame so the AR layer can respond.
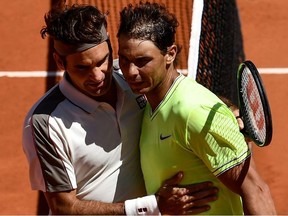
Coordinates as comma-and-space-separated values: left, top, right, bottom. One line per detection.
241, 69, 266, 143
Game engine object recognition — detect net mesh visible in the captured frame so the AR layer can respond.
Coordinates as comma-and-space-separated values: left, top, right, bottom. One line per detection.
195, 0, 245, 105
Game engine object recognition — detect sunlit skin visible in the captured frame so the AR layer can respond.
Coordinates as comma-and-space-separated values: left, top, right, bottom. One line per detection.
54, 41, 116, 105
118, 34, 179, 110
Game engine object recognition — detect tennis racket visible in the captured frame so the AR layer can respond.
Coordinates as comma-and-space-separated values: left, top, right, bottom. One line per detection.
237, 60, 273, 147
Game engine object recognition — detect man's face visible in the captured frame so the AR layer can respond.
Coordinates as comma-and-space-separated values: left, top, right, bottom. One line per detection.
64, 41, 113, 98
118, 35, 168, 95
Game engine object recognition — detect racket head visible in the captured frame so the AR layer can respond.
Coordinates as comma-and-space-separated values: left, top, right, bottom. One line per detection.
237, 60, 273, 147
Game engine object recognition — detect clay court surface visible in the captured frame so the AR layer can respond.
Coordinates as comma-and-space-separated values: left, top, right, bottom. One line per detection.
0, 0, 288, 214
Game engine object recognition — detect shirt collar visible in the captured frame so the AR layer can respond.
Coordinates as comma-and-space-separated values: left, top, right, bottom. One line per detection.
59, 71, 128, 114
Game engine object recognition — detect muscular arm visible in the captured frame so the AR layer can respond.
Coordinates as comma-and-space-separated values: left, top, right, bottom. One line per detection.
44, 172, 218, 215
218, 156, 276, 215
44, 190, 124, 215
217, 97, 275, 213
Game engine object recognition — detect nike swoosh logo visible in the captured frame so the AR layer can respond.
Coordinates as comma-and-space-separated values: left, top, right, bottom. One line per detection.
160, 134, 172, 140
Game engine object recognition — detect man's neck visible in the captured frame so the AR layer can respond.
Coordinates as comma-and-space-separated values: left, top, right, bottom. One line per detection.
94, 80, 117, 109
146, 70, 180, 111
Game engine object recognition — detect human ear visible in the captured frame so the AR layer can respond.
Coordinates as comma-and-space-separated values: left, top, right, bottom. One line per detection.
166, 45, 177, 64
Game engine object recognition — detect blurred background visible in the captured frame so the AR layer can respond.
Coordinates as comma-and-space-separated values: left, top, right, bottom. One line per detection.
0, 0, 287, 214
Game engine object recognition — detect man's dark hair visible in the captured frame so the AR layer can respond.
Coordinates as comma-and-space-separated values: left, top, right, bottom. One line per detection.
117, 1, 181, 64
41, 4, 108, 45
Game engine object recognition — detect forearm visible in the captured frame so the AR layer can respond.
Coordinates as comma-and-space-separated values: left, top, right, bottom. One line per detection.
240, 159, 276, 215
218, 158, 276, 215
71, 199, 124, 215
45, 191, 125, 215
68, 195, 160, 215
45, 190, 160, 215
241, 182, 276, 215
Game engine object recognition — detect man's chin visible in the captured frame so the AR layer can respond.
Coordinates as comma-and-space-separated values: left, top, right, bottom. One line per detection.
87, 88, 108, 97
132, 88, 148, 95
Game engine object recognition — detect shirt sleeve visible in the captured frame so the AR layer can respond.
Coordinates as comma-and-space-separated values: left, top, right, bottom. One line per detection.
186, 102, 251, 176
23, 114, 76, 192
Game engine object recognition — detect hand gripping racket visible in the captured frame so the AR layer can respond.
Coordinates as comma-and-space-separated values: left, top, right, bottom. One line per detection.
237, 60, 273, 147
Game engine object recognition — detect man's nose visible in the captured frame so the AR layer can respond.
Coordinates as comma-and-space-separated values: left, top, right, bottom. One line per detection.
89, 67, 104, 81
127, 63, 139, 77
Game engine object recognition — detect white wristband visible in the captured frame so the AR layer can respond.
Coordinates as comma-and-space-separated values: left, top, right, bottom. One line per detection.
124, 195, 161, 215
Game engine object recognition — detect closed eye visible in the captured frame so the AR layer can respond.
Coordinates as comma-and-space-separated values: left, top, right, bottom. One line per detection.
75, 65, 90, 70
74, 54, 110, 71
96, 53, 109, 67
134, 57, 151, 68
